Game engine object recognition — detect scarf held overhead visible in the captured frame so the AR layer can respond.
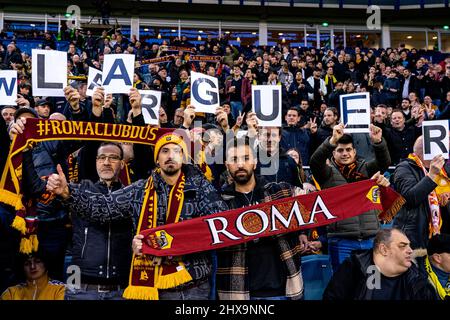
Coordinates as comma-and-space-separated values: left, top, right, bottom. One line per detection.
0, 118, 175, 253
141, 180, 405, 257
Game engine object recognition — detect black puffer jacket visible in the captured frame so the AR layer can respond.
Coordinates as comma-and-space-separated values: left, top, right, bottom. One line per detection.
71, 181, 133, 285
323, 249, 437, 300
392, 159, 443, 249
310, 137, 391, 239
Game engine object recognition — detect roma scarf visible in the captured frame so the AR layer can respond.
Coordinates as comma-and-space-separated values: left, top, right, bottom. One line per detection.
424, 256, 450, 300
408, 153, 449, 237
123, 170, 192, 300
0, 118, 174, 253
140, 179, 404, 257
332, 158, 366, 182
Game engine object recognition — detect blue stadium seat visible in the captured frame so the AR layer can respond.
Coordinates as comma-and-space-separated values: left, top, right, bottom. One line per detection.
301, 254, 333, 300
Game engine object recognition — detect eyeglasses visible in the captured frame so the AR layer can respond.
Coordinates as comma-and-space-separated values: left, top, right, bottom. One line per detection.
96, 155, 122, 163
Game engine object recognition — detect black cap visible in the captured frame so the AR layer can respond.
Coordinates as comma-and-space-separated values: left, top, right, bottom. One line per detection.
428, 234, 450, 255
35, 98, 51, 107
14, 107, 38, 119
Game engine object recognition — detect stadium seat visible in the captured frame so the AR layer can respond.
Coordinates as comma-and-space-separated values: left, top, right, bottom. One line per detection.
301, 254, 333, 300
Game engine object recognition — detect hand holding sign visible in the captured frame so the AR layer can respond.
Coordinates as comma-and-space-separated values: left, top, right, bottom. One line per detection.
129, 88, 142, 112
183, 105, 196, 128
429, 155, 446, 180
330, 123, 345, 146
15, 94, 30, 107
64, 86, 81, 111
104, 94, 114, 109
92, 87, 105, 116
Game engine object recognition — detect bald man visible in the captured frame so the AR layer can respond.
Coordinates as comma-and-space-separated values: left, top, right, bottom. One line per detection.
392, 136, 448, 249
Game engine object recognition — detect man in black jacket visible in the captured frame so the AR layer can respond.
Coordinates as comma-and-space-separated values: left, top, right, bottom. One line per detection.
383, 109, 422, 165
393, 135, 447, 250
323, 228, 437, 300
64, 142, 133, 300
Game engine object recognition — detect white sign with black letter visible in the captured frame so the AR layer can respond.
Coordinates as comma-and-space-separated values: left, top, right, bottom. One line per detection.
422, 120, 449, 160
139, 90, 162, 125
252, 85, 282, 127
340, 92, 371, 133
86, 67, 103, 97
32, 49, 67, 97
102, 54, 135, 94
190, 71, 219, 114
0, 70, 17, 105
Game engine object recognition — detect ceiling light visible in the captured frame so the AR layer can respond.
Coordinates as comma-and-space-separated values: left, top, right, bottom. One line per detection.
406, 36, 412, 39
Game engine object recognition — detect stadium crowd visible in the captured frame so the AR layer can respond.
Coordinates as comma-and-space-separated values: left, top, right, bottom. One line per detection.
0, 27, 450, 300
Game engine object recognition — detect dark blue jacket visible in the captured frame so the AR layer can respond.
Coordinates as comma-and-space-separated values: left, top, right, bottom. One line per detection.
280, 125, 311, 165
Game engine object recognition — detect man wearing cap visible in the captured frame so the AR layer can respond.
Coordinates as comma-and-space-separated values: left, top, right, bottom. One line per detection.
421, 234, 450, 300
34, 99, 51, 119
46, 132, 228, 300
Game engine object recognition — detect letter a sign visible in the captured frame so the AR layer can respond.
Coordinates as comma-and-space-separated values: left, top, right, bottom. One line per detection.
190, 71, 219, 113
32, 49, 67, 97
422, 120, 449, 160
102, 54, 135, 94
86, 67, 103, 97
252, 85, 282, 127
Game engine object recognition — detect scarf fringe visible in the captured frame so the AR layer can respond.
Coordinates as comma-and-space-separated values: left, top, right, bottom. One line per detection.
11, 215, 26, 235
380, 196, 406, 223
122, 285, 159, 300
0, 190, 24, 211
156, 267, 192, 289
19, 234, 38, 254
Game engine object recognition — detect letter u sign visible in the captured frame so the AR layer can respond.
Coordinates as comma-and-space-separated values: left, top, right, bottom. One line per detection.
252, 85, 282, 127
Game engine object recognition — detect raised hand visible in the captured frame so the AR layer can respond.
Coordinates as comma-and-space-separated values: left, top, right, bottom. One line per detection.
64, 86, 81, 111
429, 154, 445, 181
369, 124, 382, 144
329, 122, 345, 146
129, 88, 142, 114
183, 105, 196, 128
46, 164, 70, 199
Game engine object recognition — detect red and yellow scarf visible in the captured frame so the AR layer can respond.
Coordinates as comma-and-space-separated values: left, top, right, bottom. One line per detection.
0, 118, 174, 253
122, 169, 192, 300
